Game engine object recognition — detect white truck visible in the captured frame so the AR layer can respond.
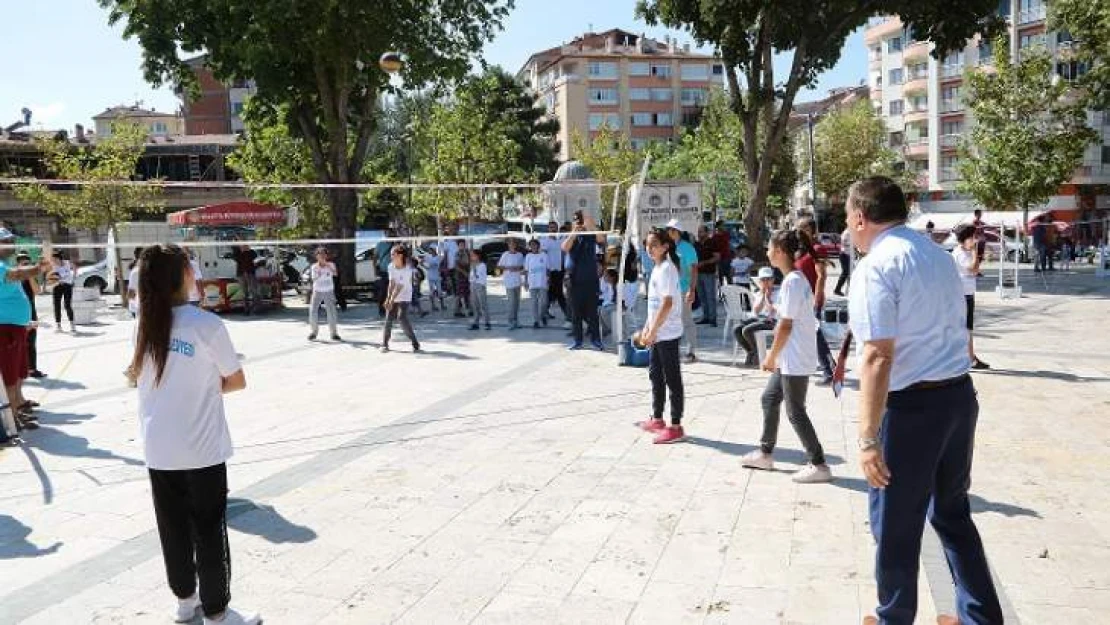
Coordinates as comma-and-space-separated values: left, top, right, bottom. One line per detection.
75, 222, 183, 293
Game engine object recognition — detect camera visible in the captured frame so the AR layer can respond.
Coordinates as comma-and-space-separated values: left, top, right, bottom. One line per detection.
573, 210, 584, 226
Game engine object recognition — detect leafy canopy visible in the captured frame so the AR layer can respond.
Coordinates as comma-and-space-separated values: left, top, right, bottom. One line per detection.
958, 36, 1098, 213
812, 100, 903, 201
1050, 0, 1110, 110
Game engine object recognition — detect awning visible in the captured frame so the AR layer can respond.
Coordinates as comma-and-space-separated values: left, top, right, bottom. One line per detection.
908, 210, 1044, 232
167, 202, 286, 227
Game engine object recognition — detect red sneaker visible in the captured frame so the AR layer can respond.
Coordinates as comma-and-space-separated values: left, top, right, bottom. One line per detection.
638, 418, 666, 433
653, 425, 686, 444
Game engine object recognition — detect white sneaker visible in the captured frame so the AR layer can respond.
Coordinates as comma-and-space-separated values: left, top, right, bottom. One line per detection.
792, 463, 833, 484
54, 325, 62, 333
740, 450, 774, 470
203, 607, 261, 625
68, 322, 77, 333
174, 594, 200, 622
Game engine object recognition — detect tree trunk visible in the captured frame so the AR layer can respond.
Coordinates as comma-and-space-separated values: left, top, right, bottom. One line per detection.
108, 222, 127, 308
329, 188, 359, 290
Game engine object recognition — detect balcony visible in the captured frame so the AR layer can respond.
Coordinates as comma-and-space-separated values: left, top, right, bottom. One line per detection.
904, 108, 929, 123
940, 99, 965, 114
940, 134, 961, 149
903, 74, 929, 93
864, 17, 903, 43
914, 171, 930, 189
1018, 5, 1046, 25
903, 41, 930, 61
939, 167, 961, 182
940, 64, 964, 80
904, 141, 929, 158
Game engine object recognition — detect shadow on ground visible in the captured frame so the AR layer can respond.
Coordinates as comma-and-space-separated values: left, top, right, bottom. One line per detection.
830, 477, 1041, 518
684, 435, 846, 467
0, 515, 62, 559
226, 498, 317, 544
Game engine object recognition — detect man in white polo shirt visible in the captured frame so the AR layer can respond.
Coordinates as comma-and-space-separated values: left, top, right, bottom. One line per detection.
847, 176, 1001, 625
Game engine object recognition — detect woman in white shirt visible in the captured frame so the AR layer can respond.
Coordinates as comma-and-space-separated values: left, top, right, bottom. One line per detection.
468, 249, 491, 331
126, 244, 259, 625
635, 228, 687, 445
307, 247, 340, 342
381, 245, 421, 353
50, 252, 76, 333
497, 239, 525, 330
741, 230, 832, 483
523, 239, 549, 328
952, 224, 989, 370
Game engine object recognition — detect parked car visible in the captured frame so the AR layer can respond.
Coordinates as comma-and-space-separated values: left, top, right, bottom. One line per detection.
75, 259, 116, 293
813, 233, 842, 259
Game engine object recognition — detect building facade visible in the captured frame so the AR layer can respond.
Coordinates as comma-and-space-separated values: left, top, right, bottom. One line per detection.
177, 55, 256, 135
517, 29, 725, 160
92, 105, 184, 137
865, 1, 1110, 223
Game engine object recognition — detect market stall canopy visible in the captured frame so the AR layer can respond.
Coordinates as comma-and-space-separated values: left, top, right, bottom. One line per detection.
168, 202, 286, 227
908, 210, 1045, 232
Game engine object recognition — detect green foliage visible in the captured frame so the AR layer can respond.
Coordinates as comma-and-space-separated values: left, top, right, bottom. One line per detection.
637, 0, 1005, 253
570, 127, 643, 220
1050, 0, 1110, 110
812, 101, 900, 200
13, 122, 162, 230
958, 37, 1098, 215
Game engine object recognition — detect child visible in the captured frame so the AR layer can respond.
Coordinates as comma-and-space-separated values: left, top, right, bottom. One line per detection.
381, 245, 421, 353
307, 247, 340, 342
523, 239, 549, 328
410, 256, 427, 318
734, 266, 778, 367
127, 247, 144, 320
468, 249, 491, 331
454, 241, 472, 318
422, 246, 444, 311
127, 244, 260, 625
730, 246, 753, 284
498, 239, 525, 330
50, 251, 76, 333
740, 230, 832, 483
599, 268, 618, 337
952, 225, 988, 370
635, 228, 686, 445
1061, 236, 1074, 272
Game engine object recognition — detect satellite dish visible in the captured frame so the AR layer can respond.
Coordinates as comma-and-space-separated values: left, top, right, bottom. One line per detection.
21, 108, 32, 125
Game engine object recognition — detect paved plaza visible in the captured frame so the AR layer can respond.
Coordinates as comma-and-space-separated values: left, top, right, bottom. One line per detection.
1, 265, 1108, 624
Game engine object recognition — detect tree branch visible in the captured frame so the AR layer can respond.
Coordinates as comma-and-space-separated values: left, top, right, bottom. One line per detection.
348, 84, 380, 181
295, 105, 333, 183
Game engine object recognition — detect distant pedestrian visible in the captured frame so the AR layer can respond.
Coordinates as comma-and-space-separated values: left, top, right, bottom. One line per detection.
834, 226, 853, 297
794, 218, 835, 385
524, 239, 549, 328
422, 246, 444, 311
599, 268, 619, 337
454, 240, 473, 317
713, 221, 733, 287
541, 221, 567, 319
187, 250, 204, 306
695, 225, 720, 327
665, 220, 699, 362
380, 245, 421, 353
49, 251, 76, 333
468, 249, 491, 331
306, 247, 340, 342
952, 225, 988, 370
730, 246, 753, 284
847, 176, 1001, 625
741, 230, 833, 483
1, 230, 49, 432
635, 227, 686, 445
127, 248, 142, 319
498, 238, 525, 330
234, 243, 259, 315
126, 244, 260, 625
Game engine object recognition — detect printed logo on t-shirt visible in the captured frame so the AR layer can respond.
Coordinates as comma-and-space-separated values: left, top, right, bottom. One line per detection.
170, 337, 196, 357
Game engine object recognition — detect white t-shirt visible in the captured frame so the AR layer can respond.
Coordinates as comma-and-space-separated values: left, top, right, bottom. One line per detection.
127, 266, 140, 314
470, 262, 488, 286
731, 257, 754, 281
310, 262, 336, 293
387, 264, 414, 302
54, 261, 75, 285
524, 252, 548, 289
137, 306, 241, 470
442, 240, 459, 270
540, 237, 562, 271
188, 259, 204, 303
647, 259, 684, 342
841, 228, 853, 255
775, 271, 818, 376
498, 251, 525, 289
600, 281, 615, 306
423, 254, 443, 282
951, 247, 977, 296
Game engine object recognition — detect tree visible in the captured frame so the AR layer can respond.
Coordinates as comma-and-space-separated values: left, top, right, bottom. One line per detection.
13, 122, 163, 300
958, 36, 1098, 230
1050, 0, 1110, 110
812, 101, 900, 201
101, 0, 513, 281
570, 127, 645, 224
637, 0, 1004, 254
466, 68, 561, 182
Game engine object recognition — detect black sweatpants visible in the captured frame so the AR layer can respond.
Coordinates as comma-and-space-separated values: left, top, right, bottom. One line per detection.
547, 270, 567, 317
149, 463, 231, 618
570, 282, 600, 344
53, 283, 74, 324
649, 337, 684, 424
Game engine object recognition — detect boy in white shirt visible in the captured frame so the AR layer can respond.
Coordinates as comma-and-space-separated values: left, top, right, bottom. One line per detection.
598, 268, 618, 337
497, 239, 525, 330
422, 246, 444, 311
523, 239, 549, 328
307, 247, 340, 342
734, 266, 778, 367
730, 246, 754, 284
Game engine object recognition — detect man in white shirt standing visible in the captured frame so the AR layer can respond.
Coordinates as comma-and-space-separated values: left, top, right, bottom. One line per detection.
540, 221, 566, 320
846, 176, 1001, 625
497, 239, 525, 330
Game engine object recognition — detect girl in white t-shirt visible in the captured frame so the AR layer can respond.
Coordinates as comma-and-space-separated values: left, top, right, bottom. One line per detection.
523, 239, 549, 328
422, 247, 444, 311
635, 228, 687, 445
740, 230, 832, 484
127, 244, 259, 625
49, 252, 76, 332
381, 245, 421, 353
468, 249, 491, 331
307, 247, 340, 342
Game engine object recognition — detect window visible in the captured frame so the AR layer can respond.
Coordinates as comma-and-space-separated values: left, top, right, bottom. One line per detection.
656, 112, 673, 127
887, 37, 903, 53
1019, 33, 1045, 50
545, 93, 556, 112
681, 88, 708, 105
909, 63, 928, 79
631, 112, 654, 127
889, 131, 905, 147
681, 110, 703, 127
650, 64, 671, 78
630, 139, 649, 150
889, 99, 904, 115
909, 95, 927, 111
978, 42, 993, 65
651, 88, 673, 101
589, 113, 621, 130
1057, 31, 1075, 47
628, 62, 650, 76
889, 68, 904, 85
587, 61, 618, 79
1056, 61, 1090, 82
630, 88, 651, 101
942, 120, 964, 135
680, 64, 709, 80
151, 121, 168, 135
231, 102, 245, 115
1102, 146, 1110, 165
711, 64, 724, 76
588, 87, 619, 104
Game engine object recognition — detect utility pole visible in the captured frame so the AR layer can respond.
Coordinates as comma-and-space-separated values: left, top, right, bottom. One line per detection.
806, 111, 818, 225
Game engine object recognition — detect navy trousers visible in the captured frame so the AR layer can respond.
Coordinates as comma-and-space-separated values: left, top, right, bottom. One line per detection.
870, 377, 1002, 625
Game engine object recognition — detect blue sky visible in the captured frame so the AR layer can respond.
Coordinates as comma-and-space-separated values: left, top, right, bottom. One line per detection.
1, 0, 866, 131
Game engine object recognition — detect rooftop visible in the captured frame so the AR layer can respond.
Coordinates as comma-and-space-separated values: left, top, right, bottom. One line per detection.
92, 105, 180, 120
519, 27, 716, 77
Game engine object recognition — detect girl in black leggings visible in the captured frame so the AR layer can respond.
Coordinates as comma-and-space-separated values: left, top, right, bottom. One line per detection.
50, 252, 75, 333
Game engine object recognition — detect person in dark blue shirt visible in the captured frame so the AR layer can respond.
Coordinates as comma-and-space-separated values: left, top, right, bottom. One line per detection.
561, 212, 604, 350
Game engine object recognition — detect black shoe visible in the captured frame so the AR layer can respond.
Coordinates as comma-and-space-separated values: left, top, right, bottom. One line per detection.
308, 333, 317, 341
833, 290, 843, 297
533, 322, 540, 329
485, 324, 492, 331
331, 335, 342, 342
469, 324, 479, 331
29, 370, 46, 379
696, 319, 713, 325
971, 359, 991, 370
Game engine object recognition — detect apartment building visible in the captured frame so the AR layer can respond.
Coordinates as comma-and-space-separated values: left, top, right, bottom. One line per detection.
517, 29, 725, 161
92, 105, 184, 137
177, 55, 256, 135
865, 0, 1110, 219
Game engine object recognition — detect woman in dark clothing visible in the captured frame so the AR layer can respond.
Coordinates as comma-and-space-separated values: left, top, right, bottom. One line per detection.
16, 253, 45, 379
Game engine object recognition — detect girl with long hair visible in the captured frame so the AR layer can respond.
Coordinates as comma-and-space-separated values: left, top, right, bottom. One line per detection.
741, 230, 832, 483
635, 228, 687, 445
380, 245, 422, 353
50, 251, 76, 333
128, 244, 259, 625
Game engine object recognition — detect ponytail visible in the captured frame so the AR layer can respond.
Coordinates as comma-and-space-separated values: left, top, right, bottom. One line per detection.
650, 227, 680, 267
128, 244, 189, 386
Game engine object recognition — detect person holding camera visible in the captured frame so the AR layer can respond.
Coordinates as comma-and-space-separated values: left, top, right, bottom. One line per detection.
561, 211, 604, 350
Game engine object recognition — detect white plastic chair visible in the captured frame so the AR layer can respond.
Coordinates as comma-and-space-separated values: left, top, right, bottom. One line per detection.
720, 285, 755, 346
754, 329, 775, 366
